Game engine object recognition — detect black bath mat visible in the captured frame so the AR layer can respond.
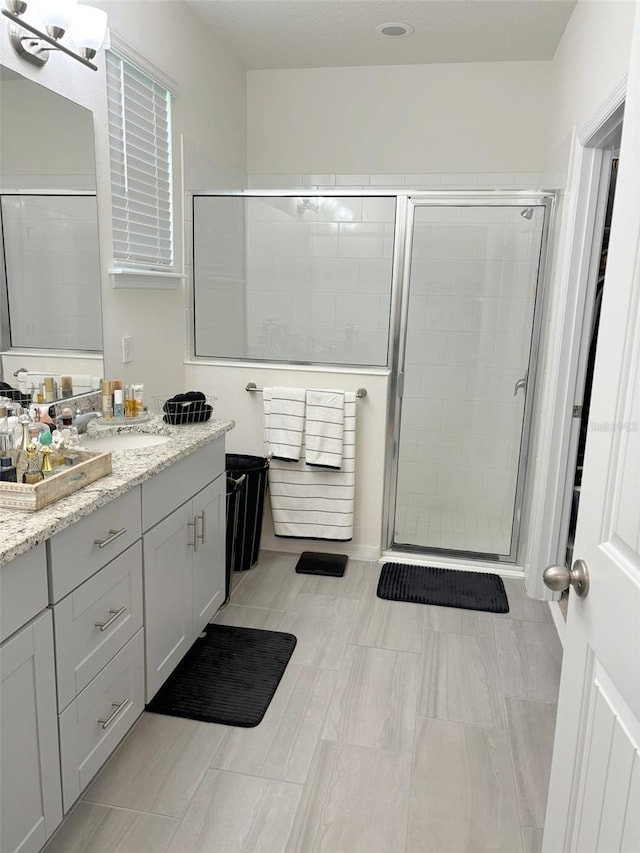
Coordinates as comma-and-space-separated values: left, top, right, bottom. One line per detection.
377, 563, 509, 613
295, 551, 348, 577
146, 624, 297, 727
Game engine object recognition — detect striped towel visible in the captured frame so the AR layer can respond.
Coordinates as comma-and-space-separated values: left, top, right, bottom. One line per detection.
263, 387, 306, 461
268, 391, 356, 541
305, 390, 345, 469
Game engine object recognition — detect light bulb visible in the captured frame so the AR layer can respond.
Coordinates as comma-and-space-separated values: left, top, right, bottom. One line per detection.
37, 0, 78, 38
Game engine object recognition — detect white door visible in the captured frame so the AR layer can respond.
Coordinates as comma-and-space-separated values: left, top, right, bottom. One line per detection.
542, 7, 640, 851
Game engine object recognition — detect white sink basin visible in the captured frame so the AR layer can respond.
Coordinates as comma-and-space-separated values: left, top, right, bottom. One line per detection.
83, 433, 171, 451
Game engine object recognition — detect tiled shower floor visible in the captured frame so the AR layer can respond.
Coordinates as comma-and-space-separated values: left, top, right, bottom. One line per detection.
44, 551, 561, 853
394, 506, 512, 555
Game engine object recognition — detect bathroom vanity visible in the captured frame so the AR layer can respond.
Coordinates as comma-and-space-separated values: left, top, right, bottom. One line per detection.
0, 416, 234, 853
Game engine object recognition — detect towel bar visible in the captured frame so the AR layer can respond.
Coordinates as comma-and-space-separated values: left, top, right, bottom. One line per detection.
245, 382, 367, 398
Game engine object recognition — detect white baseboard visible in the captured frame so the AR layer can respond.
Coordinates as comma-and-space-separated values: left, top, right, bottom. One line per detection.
261, 542, 381, 562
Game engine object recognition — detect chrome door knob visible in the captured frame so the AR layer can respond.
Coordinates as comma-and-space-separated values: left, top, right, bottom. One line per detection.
543, 559, 590, 598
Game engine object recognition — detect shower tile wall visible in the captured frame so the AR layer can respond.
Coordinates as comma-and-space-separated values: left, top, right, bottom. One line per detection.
1, 195, 102, 351
244, 197, 394, 365
396, 205, 541, 556
193, 195, 396, 365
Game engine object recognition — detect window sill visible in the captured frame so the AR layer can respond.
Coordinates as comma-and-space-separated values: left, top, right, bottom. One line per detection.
110, 268, 185, 289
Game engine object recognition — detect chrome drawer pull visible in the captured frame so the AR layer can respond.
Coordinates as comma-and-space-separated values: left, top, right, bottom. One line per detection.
97, 698, 131, 730
188, 519, 198, 552
94, 606, 127, 632
197, 510, 207, 544
94, 528, 127, 549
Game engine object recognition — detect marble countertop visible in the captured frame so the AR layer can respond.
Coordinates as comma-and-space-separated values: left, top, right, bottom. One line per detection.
0, 415, 234, 566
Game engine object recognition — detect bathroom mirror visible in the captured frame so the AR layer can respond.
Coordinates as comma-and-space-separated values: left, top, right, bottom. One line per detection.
0, 65, 104, 399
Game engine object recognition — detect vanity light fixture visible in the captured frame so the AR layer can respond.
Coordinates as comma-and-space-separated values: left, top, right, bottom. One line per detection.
2, 0, 108, 71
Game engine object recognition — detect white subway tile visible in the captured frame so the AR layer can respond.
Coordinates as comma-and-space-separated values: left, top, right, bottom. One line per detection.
445, 332, 495, 367
335, 174, 371, 186
338, 222, 385, 258
362, 197, 397, 223
301, 174, 336, 187
359, 258, 393, 294
421, 365, 469, 400
313, 257, 360, 292
369, 174, 406, 186
405, 330, 448, 366
409, 259, 454, 296
293, 222, 339, 257
436, 464, 483, 498
424, 296, 475, 332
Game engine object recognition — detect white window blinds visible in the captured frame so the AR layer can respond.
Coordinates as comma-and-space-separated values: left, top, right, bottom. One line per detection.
106, 50, 173, 269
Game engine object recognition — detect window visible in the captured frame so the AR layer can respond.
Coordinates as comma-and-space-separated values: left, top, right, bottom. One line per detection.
192, 195, 396, 367
106, 50, 173, 270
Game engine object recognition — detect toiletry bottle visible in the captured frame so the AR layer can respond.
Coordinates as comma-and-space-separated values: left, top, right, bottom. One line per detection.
22, 443, 44, 484
113, 388, 124, 418
60, 376, 73, 398
0, 405, 12, 456
44, 376, 56, 403
101, 380, 113, 419
125, 385, 137, 418
40, 445, 54, 477
133, 383, 145, 415
0, 456, 17, 482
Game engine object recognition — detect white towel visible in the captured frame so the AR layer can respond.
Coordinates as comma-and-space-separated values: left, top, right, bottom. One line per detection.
305, 390, 345, 469
263, 387, 306, 461
268, 391, 356, 540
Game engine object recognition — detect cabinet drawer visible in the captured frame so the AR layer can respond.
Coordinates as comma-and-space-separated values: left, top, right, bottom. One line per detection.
1, 543, 48, 643
54, 543, 143, 711
58, 629, 144, 813
142, 437, 224, 531
48, 489, 142, 602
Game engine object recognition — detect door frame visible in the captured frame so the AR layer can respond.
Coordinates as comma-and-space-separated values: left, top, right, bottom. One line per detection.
524, 76, 627, 601
383, 191, 555, 563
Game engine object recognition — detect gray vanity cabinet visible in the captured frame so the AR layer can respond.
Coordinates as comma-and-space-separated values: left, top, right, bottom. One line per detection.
142, 438, 226, 703
0, 547, 62, 853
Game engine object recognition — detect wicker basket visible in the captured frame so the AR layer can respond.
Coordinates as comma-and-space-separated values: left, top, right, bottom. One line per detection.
153, 394, 217, 425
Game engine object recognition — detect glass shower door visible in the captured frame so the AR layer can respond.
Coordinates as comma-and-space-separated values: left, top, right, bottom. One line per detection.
393, 201, 548, 559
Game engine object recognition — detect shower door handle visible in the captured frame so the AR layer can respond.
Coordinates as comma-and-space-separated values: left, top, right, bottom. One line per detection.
513, 374, 528, 397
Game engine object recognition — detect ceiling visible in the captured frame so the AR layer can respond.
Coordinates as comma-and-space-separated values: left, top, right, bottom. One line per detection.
187, 0, 577, 70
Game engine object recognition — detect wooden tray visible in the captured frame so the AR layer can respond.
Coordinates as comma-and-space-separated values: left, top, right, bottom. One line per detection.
0, 449, 112, 511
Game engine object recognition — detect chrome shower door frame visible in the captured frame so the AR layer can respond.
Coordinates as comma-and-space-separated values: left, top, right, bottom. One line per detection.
384, 191, 555, 564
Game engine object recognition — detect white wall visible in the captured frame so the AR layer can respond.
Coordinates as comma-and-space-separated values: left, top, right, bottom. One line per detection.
247, 61, 551, 176
90, 0, 247, 402
184, 362, 388, 560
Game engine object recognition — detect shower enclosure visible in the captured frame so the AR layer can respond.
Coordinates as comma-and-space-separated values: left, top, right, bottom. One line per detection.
387, 196, 551, 561
191, 190, 552, 564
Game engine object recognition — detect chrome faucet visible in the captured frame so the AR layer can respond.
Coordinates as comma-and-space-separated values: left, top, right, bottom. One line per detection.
72, 411, 103, 433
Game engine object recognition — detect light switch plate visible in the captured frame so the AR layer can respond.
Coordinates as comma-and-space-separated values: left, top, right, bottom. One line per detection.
122, 335, 133, 363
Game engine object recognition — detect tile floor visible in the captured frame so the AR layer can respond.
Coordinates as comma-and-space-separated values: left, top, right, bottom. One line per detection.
44, 551, 562, 853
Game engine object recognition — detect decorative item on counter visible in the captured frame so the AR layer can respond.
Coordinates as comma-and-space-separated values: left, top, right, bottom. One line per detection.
52, 430, 65, 466
58, 407, 74, 428
60, 376, 74, 398
40, 445, 55, 476
159, 391, 214, 425
0, 456, 17, 483
101, 380, 113, 419
22, 443, 44, 484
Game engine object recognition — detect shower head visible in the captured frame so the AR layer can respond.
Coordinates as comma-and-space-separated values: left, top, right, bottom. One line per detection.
520, 207, 535, 220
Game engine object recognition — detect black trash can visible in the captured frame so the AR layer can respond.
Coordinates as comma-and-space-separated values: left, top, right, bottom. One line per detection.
225, 454, 269, 578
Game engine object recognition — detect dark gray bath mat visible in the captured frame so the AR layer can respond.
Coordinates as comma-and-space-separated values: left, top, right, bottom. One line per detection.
295, 551, 348, 577
377, 563, 509, 613
146, 624, 297, 727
